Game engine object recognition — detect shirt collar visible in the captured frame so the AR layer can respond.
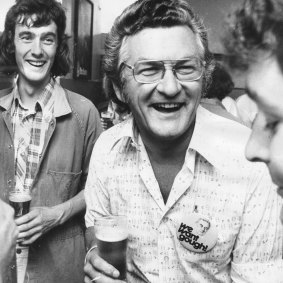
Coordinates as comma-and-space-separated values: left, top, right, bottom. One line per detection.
109, 115, 140, 153
190, 105, 251, 171
109, 105, 250, 171
12, 78, 55, 113
0, 79, 72, 118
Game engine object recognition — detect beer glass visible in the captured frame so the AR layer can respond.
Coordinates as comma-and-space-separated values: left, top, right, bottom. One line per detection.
9, 193, 31, 218
9, 191, 31, 283
100, 110, 114, 130
94, 215, 128, 280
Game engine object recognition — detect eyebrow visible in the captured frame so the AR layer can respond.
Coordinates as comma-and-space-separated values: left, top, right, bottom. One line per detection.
42, 32, 57, 38
18, 31, 57, 38
18, 31, 32, 37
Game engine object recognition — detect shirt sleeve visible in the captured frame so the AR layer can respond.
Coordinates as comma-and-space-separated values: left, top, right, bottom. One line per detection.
231, 164, 283, 282
80, 103, 103, 191
84, 133, 111, 228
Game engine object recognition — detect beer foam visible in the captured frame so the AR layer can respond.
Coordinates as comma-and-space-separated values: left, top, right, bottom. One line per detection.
9, 194, 32, 202
95, 227, 128, 242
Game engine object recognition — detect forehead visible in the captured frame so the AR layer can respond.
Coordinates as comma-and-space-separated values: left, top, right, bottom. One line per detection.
246, 56, 283, 120
14, 20, 58, 36
123, 26, 202, 62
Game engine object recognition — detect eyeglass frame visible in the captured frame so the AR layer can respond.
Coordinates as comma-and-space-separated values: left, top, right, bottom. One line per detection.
121, 57, 206, 84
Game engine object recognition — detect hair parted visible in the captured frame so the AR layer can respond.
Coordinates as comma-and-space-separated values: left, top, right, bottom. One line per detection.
0, 0, 71, 77
224, 0, 283, 72
103, 0, 215, 112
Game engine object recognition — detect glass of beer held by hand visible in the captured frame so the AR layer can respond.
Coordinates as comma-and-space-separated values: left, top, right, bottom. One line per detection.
9, 192, 31, 218
8, 189, 31, 283
8, 190, 31, 244
94, 215, 128, 280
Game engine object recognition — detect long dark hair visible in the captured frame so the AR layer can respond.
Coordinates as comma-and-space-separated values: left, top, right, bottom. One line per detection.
0, 0, 71, 77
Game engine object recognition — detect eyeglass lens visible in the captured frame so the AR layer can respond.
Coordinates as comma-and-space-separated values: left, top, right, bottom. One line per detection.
133, 58, 203, 83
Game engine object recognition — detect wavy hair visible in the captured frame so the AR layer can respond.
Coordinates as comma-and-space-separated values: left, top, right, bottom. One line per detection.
224, 0, 283, 72
103, 0, 215, 112
0, 0, 71, 77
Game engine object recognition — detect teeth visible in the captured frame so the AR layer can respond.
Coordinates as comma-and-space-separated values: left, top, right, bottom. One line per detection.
155, 103, 180, 108
27, 61, 45, 67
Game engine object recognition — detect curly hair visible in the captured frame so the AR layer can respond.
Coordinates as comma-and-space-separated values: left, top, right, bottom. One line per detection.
0, 0, 71, 77
206, 63, 234, 100
103, 0, 215, 112
223, 0, 283, 72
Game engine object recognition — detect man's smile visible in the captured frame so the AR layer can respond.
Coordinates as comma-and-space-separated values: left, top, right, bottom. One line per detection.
151, 103, 184, 113
26, 60, 46, 67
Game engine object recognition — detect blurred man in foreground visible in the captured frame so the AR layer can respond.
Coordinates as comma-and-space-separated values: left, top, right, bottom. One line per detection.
224, 0, 283, 223
0, 200, 18, 283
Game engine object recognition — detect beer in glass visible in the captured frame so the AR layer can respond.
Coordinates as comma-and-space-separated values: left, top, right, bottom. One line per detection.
94, 215, 128, 280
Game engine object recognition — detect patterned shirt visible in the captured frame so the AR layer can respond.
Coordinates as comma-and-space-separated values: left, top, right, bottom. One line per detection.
85, 106, 283, 283
11, 79, 55, 194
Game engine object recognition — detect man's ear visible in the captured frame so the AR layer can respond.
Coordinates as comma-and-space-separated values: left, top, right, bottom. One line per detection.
112, 83, 125, 102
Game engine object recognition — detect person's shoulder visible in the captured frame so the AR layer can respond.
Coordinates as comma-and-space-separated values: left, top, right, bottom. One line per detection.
0, 87, 13, 98
61, 88, 102, 133
65, 89, 97, 111
196, 106, 254, 171
93, 119, 132, 154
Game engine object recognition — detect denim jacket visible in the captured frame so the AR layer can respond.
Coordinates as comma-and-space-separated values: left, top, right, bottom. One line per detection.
0, 83, 102, 283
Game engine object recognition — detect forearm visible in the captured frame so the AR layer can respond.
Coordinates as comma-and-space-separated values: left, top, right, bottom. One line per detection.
54, 189, 86, 225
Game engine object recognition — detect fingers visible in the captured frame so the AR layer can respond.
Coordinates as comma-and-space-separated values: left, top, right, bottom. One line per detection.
84, 251, 121, 283
14, 209, 43, 244
18, 225, 42, 240
84, 273, 126, 283
15, 209, 38, 225
20, 233, 41, 245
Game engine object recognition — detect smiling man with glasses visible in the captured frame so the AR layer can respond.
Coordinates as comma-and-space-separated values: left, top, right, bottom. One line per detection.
84, 0, 282, 282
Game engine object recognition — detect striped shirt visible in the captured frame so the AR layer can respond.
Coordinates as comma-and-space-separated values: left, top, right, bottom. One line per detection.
11, 79, 55, 194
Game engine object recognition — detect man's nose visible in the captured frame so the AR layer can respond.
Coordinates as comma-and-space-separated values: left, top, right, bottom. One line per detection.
156, 68, 181, 97
245, 114, 270, 163
31, 39, 43, 56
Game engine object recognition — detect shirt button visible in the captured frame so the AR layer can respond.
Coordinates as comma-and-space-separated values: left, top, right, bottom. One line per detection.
163, 217, 168, 223
164, 256, 169, 262
7, 179, 12, 186
8, 144, 13, 149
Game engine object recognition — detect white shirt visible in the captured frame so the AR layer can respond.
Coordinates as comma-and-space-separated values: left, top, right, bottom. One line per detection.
85, 106, 283, 283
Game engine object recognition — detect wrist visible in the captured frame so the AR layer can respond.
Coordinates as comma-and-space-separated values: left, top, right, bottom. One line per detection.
84, 245, 98, 264
54, 201, 72, 225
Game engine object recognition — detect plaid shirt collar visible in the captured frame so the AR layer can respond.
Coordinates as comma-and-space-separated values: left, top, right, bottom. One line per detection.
1, 79, 72, 118
12, 78, 55, 114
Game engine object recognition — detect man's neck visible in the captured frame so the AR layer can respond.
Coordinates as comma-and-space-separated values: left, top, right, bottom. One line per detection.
141, 120, 195, 164
17, 76, 50, 109
140, 121, 195, 204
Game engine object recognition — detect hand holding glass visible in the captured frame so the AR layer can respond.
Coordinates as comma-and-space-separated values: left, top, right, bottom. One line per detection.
93, 215, 128, 280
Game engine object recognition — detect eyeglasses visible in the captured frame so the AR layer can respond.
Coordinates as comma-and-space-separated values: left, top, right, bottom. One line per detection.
122, 57, 205, 84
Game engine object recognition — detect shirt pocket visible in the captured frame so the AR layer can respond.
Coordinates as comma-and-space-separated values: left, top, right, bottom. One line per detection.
47, 170, 82, 203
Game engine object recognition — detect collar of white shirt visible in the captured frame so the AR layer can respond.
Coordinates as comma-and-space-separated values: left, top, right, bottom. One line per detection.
108, 105, 251, 172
